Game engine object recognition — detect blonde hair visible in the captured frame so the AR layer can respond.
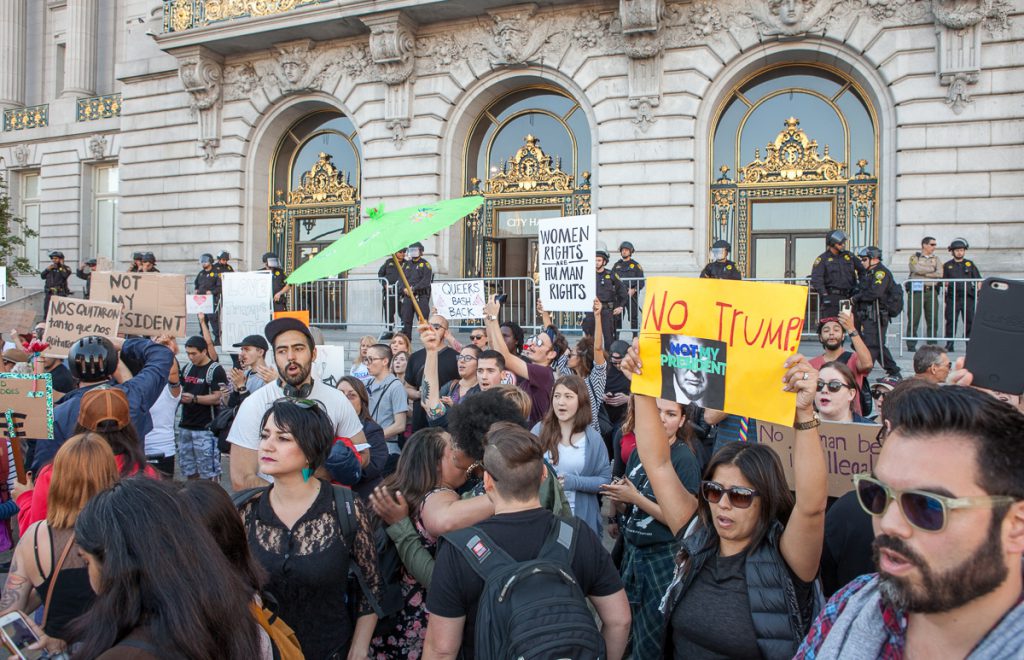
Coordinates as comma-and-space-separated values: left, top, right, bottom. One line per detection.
47, 433, 119, 529
354, 335, 376, 366
495, 384, 532, 420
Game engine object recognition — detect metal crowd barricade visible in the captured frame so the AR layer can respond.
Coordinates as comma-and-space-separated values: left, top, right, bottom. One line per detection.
898, 277, 984, 354
476, 277, 537, 333
746, 277, 822, 337
290, 277, 391, 329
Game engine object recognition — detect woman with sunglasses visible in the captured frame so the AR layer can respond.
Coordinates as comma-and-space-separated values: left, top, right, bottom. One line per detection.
621, 346, 826, 659
815, 361, 873, 423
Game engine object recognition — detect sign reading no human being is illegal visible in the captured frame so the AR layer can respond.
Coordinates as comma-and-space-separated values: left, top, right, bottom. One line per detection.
43, 297, 122, 359
537, 214, 596, 313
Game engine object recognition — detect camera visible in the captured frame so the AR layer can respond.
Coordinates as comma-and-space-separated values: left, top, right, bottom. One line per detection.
496, 294, 509, 304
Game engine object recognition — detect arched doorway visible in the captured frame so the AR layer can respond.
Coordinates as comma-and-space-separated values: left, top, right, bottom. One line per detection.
708, 64, 879, 280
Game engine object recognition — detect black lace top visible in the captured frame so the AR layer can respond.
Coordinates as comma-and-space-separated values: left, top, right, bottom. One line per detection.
241, 481, 382, 660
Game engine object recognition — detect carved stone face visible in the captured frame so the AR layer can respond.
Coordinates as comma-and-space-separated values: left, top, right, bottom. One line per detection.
280, 59, 307, 84
778, 0, 804, 25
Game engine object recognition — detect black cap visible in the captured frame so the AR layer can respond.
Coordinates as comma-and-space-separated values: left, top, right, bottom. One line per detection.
49, 251, 64, 259
184, 336, 208, 351
232, 334, 269, 351
142, 252, 156, 263
619, 241, 634, 252
85, 258, 97, 266
217, 251, 230, 259
711, 239, 731, 251
265, 317, 314, 348
408, 242, 424, 250
609, 340, 630, 357
132, 251, 144, 260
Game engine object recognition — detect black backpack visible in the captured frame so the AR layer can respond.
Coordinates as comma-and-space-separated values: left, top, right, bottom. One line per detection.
444, 517, 606, 660
884, 275, 904, 318
838, 351, 873, 417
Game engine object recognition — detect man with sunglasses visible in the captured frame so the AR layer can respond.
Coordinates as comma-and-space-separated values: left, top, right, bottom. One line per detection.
912, 345, 950, 385
905, 236, 942, 351
797, 385, 1024, 659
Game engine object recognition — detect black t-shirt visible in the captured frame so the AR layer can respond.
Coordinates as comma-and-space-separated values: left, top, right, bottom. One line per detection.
426, 508, 623, 659
405, 347, 459, 432
821, 490, 875, 597
180, 361, 227, 430
622, 440, 701, 547
47, 363, 75, 394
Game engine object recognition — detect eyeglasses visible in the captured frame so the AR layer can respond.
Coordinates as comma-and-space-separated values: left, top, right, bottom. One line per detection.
700, 481, 760, 509
871, 389, 888, 400
816, 379, 854, 393
366, 356, 389, 363
456, 355, 478, 363
470, 334, 485, 341
853, 474, 1016, 532
430, 323, 445, 331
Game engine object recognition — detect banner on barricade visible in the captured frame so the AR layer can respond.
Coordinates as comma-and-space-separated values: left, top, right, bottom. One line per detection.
432, 280, 485, 319
43, 297, 121, 358
0, 373, 54, 440
90, 272, 187, 337
537, 215, 596, 313
186, 294, 214, 315
314, 345, 346, 388
757, 420, 882, 498
631, 277, 807, 426
221, 272, 273, 353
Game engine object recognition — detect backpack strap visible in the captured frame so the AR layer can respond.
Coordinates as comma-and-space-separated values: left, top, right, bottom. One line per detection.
334, 485, 385, 618
443, 526, 518, 583
232, 486, 269, 509
537, 516, 580, 566
837, 351, 854, 364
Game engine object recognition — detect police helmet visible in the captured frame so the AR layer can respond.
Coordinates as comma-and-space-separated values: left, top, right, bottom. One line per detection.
618, 241, 635, 252
217, 250, 230, 260
408, 242, 425, 250
68, 336, 119, 382
142, 252, 156, 263
132, 251, 144, 261
85, 258, 97, 266
199, 253, 214, 265
949, 238, 969, 251
826, 230, 848, 247
596, 249, 610, 261
262, 252, 279, 263
858, 246, 883, 261
711, 239, 731, 252
48, 251, 64, 259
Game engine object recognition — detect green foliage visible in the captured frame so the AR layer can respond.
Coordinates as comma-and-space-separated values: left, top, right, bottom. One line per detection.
0, 173, 37, 287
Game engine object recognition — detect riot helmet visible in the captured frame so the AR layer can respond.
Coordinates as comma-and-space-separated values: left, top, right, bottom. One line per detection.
199, 253, 214, 266
826, 230, 848, 248
858, 246, 883, 262
948, 238, 969, 252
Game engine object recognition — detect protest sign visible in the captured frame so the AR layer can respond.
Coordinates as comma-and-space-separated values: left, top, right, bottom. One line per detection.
90, 272, 187, 337
0, 373, 54, 440
757, 420, 882, 498
537, 215, 596, 312
185, 294, 215, 315
221, 272, 273, 353
432, 280, 485, 319
95, 256, 114, 272
43, 297, 122, 358
274, 310, 311, 326
0, 267, 6, 302
631, 277, 808, 425
314, 345, 346, 388
0, 308, 35, 336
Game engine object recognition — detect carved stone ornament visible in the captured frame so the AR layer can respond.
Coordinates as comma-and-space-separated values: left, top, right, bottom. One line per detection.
485, 135, 573, 194
742, 0, 834, 37
175, 46, 224, 162
222, 40, 366, 103
363, 12, 416, 85
943, 71, 977, 114
621, 0, 664, 34
271, 40, 339, 93
87, 134, 108, 160
739, 117, 846, 184
931, 0, 1011, 32
13, 144, 29, 167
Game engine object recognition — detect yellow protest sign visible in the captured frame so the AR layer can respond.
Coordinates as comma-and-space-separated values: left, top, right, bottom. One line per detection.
632, 277, 807, 426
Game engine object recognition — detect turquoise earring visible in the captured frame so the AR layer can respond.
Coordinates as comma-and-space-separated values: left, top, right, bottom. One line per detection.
302, 467, 312, 482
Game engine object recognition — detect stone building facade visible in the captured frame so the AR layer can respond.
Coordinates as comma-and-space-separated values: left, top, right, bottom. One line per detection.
2, 1, 1021, 320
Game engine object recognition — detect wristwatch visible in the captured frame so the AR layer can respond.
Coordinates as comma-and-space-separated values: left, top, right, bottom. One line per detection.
847, 330, 859, 338
793, 414, 821, 431
485, 314, 498, 322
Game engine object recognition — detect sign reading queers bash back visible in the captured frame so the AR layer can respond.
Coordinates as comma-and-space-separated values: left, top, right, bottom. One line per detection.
632, 277, 808, 426
90, 272, 187, 337
537, 214, 596, 313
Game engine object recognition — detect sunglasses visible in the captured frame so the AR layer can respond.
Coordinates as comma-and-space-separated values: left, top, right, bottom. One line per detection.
853, 474, 1016, 532
456, 355, 477, 363
871, 389, 888, 400
470, 334, 486, 341
816, 379, 854, 393
700, 481, 760, 509
927, 243, 937, 246
430, 323, 445, 331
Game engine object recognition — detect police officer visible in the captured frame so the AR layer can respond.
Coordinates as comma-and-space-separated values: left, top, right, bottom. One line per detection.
400, 242, 432, 338
76, 258, 98, 298
377, 247, 406, 332
942, 238, 981, 352
700, 239, 742, 280
41, 251, 72, 318
195, 253, 222, 343
129, 251, 144, 273
213, 250, 234, 276
611, 241, 645, 339
263, 252, 291, 312
851, 246, 901, 379
905, 236, 942, 351
583, 248, 626, 350
141, 252, 159, 272
810, 229, 865, 318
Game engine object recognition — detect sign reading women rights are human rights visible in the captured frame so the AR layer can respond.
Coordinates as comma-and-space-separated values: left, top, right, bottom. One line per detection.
632, 277, 808, 425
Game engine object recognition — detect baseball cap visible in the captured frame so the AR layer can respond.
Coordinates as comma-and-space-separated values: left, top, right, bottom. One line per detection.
2, 349, 28, 364
78, 387, 131, 431
265, 317, 314, 348
232, 335, 270, 351
871, 376, 901, 396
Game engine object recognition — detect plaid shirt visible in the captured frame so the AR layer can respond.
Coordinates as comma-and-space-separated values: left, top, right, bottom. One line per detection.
795, 574, 908, 659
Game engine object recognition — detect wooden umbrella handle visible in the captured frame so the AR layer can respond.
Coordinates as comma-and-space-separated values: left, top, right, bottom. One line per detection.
392, 252, 427, 325
3, 410, 27, 485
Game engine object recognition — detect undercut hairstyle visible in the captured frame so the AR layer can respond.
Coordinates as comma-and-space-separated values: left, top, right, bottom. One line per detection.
47, 433, 119, 529
883, 384, 1024, 501
339, 376, 372, 422
477, 349, 506, 371
382, 428, 451, 520
495, 384, 532, 421
259, 399, 334, 471
74, 422, 148, 477
370, 343, 393, 366
500, 321, 525, 355
913, 345, 948, 375
537, 375, 593, 465
483, 422, 546, 502
447, 388, 527, 460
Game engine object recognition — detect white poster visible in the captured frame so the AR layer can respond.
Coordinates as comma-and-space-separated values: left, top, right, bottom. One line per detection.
314, 344, 346, 389
221, 272, 273, 353
185, 294, 215, 315
0, 267, 6, 302
432, 280, 486, 320
537, 214, 597, 312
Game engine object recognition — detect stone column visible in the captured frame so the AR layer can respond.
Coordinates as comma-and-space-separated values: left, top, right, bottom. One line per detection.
62, 0, 98, 97
0, 0, 26, 109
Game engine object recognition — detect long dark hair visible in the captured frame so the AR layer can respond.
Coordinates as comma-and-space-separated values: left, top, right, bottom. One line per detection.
73, 422, 148, 477
176, 480, 267, 594
340, 375, 372, 423
69, 478, 263, 659
572, 336, 596, 378
381, 428, 450, 519
537, 375, 592, 465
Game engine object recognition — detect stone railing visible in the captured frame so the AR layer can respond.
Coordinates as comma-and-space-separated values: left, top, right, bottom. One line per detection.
162, 0, 333, 32
76, 94, 122, 121
3, 104, 48, 131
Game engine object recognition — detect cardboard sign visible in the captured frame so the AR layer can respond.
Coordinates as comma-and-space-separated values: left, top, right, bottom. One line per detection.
0, 308, 35, 336
537, 215, 596, 312
632, 277, 807, 426
186, 294, 214, 315
90, 272, 187, 337
314, 344, 346, 389
757, 420, 882, 498
432, 280, 485, 319
0, 373, 54, 440
221, 272, 273, 353
0, 266, 6, 302
95, 256, 114, 272
274, 310, 311, 326
43, 297, 122, 358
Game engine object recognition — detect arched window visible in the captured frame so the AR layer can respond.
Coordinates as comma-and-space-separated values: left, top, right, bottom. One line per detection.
709, 64, 878, 279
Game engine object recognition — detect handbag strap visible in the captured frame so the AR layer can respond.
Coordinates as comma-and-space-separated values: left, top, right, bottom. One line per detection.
42, 535, 75, 629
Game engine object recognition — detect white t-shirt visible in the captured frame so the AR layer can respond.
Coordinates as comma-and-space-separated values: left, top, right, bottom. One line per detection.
227, 378, 363, 482
145, 384, 180, 458
547, 432, 587, 513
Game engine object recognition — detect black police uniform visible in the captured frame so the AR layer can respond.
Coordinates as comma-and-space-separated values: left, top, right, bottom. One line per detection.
810, 249, 866, 318
611, 257, 645, 339
582, 269, 626, 350
378, 257, 404, 331
75, 264, 94, 298
700, 260, 742, 280
400, 257, 432, 338
212, 262, 234, 276
195, 267, 223, 343
943, 257, 981, 347
270, 266, 289, 312
41, 262, 72, 318
852, 263, 900, 377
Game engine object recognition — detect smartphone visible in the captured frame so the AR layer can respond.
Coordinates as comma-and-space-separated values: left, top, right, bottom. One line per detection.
966, 278, 1024, 395
0, 611, 43, 660
839, 299, 852, 315
496, 293, 509, 304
